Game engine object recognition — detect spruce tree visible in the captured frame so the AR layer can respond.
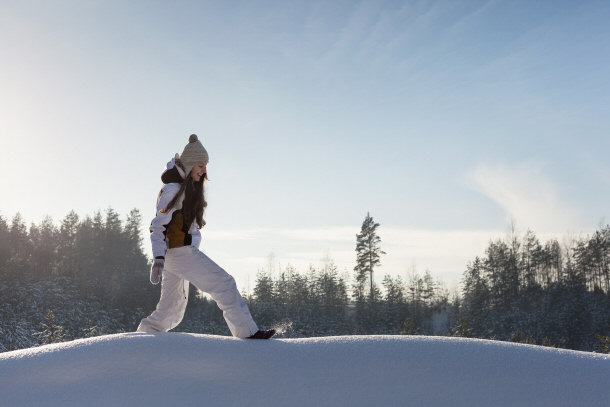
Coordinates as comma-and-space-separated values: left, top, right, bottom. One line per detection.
34, 311, 66, 345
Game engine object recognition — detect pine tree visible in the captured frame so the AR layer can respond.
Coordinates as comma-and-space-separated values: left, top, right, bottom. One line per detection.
353, 212, 385, 302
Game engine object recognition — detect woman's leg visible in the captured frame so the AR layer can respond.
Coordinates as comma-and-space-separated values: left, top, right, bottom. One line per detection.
137, 270, 190, 333
168, 246, 258, 338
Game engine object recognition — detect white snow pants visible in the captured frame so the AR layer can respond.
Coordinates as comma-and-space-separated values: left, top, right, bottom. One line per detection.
137, 246, 258, 338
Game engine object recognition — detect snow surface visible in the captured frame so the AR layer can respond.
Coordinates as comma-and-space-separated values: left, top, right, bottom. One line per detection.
0, 333, 608, 407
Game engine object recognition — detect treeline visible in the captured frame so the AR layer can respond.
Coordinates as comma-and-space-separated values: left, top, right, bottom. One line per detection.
247, 263, 449, 337
0, 209, 155, 351
243, 226, 610, 351
0, 210, 608, 353
456, 229, 610, 350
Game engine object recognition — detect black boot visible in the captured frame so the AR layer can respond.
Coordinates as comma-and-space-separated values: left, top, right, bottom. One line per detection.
246, 329, 276, 339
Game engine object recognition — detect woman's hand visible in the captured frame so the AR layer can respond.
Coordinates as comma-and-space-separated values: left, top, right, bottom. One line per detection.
150, 258, 164, 285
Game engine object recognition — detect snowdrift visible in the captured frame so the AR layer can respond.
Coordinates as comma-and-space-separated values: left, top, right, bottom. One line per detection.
0, 333, 608, 407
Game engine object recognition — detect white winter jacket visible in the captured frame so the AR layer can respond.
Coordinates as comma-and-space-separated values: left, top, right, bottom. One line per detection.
150, 160, 202, 259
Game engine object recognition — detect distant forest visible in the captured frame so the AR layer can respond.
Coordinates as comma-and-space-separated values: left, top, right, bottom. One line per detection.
0, 209, 608, 353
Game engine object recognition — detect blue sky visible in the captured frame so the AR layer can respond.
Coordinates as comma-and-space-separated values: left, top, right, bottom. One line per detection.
1, 0, 609, 289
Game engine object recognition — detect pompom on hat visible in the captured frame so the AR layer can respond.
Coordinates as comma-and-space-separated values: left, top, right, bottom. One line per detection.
179, 134, 209, 177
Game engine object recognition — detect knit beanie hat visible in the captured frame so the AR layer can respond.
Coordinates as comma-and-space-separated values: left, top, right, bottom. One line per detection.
180, 134, 209, 177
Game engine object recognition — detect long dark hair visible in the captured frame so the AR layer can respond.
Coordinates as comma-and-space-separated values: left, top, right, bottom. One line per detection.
161, 159, 207, 228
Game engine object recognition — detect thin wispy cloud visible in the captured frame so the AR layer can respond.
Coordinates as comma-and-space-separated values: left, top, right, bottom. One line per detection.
470, 159, 582, 233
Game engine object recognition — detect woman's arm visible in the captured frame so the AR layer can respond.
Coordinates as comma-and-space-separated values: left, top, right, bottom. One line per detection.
149, 183, 181, 259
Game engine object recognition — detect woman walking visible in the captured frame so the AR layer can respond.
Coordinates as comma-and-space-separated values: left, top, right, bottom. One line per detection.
137, 134, 274, 339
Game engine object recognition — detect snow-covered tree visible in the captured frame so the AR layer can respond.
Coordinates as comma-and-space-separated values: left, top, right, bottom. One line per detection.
34, 311, 66, 345
595, 332, 610, 354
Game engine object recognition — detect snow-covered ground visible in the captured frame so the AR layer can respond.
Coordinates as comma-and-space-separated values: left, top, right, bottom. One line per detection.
0, 333, 608, 407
